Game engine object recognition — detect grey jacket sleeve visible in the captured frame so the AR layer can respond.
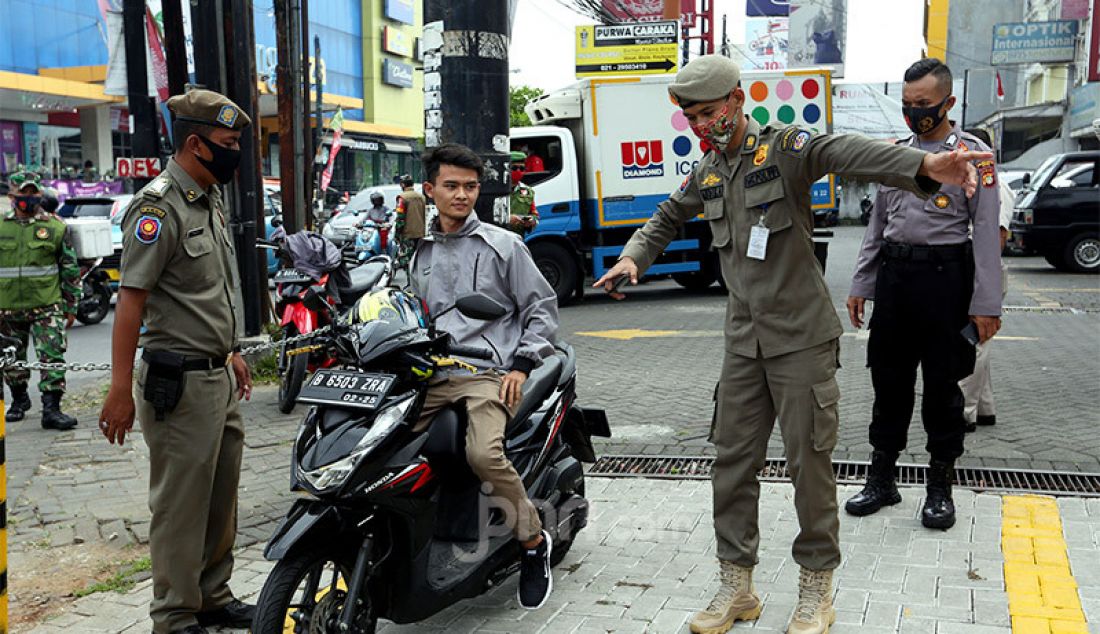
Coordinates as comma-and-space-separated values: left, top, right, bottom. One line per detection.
507, 241, 558, 373
850, 187, 889, 299
967, 166, 1004, 316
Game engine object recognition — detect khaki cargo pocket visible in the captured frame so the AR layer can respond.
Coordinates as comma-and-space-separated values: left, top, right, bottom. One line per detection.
811, 377, 840, 452
704, 200, 730, 249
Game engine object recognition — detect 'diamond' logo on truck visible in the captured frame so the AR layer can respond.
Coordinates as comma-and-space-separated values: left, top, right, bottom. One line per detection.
621, 140, 665, 179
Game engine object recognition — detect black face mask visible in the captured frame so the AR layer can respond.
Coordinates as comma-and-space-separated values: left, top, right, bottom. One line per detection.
194, 135, 242, 184
903, 96, 951, 135
13, 195, 41, 213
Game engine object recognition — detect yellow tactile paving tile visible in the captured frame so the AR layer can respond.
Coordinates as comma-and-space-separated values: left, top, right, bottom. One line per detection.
1002, 495, 1090, 634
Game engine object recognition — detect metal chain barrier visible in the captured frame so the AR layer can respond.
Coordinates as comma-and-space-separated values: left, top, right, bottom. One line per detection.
0, 325, 333, 373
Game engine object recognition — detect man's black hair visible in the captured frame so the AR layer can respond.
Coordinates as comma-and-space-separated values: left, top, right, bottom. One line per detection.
172, 118, 217, 153
400, 173, 414, 187
904, 58, 953, 95
422, 143, 484, 183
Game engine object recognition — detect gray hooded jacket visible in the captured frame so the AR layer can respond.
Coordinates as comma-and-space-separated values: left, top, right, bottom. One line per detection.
410, 213, 557, 374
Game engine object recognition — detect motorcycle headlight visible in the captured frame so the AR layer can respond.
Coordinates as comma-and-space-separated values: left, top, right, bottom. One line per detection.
298, 394, 416, 492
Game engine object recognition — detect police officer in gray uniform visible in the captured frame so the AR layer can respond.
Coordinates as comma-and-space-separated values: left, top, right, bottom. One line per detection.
845, 59, 1003, 531
595, 55, 990, 634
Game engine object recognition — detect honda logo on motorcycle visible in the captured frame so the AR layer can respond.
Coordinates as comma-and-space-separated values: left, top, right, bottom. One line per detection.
620, 140, 664, 179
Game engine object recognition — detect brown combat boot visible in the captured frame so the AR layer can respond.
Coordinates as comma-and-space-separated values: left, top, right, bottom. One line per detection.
689, 560, 762, 634
787, 567, 836, 634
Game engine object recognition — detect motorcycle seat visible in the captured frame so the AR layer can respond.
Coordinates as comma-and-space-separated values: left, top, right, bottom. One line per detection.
554, 342, 576, 387
422, 406, 466, 458
507, 352, 564, 434
338, 260, 385, 304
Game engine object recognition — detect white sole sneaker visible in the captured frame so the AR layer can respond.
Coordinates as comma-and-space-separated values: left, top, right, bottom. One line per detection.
519, 530, 553, 610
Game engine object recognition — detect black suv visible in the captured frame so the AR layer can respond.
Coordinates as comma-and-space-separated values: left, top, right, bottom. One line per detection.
1010, 151, 1100, 273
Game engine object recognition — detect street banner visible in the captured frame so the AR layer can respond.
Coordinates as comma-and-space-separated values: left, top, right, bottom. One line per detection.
320, 108, 345, 193
575, 21, 679, 78
743, 17, 788, 70
746, 0, 790, 17
600, 0, 667, 22
992, 20, 1079, 65
787, 0, 845, 78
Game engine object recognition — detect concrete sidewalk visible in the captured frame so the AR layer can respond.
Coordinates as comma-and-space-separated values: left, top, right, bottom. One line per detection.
25, 477, 1100, 634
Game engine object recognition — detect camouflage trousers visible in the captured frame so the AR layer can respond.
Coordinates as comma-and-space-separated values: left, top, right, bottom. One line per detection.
0, 304, 69, 394
396, 238, 419, 270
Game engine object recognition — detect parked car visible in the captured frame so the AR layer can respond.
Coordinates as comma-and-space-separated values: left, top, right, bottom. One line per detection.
1010, 151, 1099, 273
323, 185, 418, 246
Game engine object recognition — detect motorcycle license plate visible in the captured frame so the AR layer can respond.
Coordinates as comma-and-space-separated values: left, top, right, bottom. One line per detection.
104, 268, 120, 281
297, 370, 396, 410
275, 268, 312, 283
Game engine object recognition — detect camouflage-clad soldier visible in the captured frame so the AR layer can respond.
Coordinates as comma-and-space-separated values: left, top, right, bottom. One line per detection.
394, 173, 426, 269
98, 89, 255, 634
1, 171, 81, 430
508, 151, 540, 236
594, 55, 990, 634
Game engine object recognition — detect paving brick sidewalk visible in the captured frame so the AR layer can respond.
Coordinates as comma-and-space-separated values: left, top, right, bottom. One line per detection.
26, 476, 1100, 633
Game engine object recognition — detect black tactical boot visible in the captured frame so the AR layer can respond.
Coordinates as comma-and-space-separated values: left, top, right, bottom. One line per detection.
41, 391, 77, 431
845, 450, 902, 516
5, 385, 32, 422
921, 459, 956, 529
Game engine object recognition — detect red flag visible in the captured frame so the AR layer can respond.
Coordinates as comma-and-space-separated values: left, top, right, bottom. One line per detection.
995, 71, 1005, 101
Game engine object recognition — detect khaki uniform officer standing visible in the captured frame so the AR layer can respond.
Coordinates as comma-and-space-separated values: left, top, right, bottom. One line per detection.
594, 55, 991, 634
99, 89, 256, 634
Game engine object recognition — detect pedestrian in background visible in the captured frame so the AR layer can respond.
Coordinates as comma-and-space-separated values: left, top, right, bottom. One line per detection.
845, 59, 1003, 531
1, 171, 81, 430
508, 151, 540, 237
595, 55, 990, 634
394, 173, 426, 271
958, 128, 1013, 432
99, 89, 255, 634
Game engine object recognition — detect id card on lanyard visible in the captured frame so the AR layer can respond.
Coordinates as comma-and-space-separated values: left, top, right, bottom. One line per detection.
747, 205, 769, 261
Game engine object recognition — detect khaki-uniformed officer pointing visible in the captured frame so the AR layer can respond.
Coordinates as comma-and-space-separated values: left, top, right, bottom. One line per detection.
99, 89, 255, 634
594, 56, 991, 634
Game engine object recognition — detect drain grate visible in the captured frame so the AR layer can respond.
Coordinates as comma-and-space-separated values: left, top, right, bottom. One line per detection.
1002, 305, 1081, 314
588, 455, 1100, 497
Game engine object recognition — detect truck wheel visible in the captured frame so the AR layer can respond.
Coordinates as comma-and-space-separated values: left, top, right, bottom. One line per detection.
672, 269, 716, 291
531, 242, 578, 304
1063, 234, 1100, 273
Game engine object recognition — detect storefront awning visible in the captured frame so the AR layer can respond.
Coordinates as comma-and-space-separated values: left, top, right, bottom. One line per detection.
974, 101, 1065, 133
0, 70, 123, 118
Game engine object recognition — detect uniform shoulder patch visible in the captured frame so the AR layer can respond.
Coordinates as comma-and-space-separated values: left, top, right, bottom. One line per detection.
135, 215, 163, 244
743, 134, 757, 152
977, 159, 996, 188
678, 175, 691, 193
780, 128, 811, 154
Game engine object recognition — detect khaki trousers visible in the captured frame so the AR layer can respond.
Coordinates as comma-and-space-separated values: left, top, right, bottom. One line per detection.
712, 339, 841, 571
414, 373, 543, 542
136, 360, 244, 634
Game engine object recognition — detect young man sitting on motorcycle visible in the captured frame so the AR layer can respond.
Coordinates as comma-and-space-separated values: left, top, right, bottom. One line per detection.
409, 143, 560, 610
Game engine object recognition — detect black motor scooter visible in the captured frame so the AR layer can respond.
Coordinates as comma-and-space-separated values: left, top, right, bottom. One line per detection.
251, 291, 610, 634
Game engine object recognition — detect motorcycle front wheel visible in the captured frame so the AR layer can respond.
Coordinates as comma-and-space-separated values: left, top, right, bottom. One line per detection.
278, 344, 308, 414
252, 547, 376, 634
76, 281, 112, 325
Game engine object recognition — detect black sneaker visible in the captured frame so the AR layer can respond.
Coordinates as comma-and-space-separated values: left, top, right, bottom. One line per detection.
195, 599, 255, 628
518, 530, 553, 610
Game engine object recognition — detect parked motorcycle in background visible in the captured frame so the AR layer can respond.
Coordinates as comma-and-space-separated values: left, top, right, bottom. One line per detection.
75, 258, 112, 325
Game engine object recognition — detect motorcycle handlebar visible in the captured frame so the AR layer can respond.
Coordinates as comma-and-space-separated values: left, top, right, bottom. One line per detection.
447, 344, 494, 361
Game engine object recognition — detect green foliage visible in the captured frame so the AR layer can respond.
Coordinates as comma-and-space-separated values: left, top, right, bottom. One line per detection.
74, 556, 153, 597
510, 85, 545, 128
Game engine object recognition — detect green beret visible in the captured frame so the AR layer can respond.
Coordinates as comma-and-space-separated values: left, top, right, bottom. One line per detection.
668, 55, 741, 106
167, 89, 251, 130
509, 150, 527, 162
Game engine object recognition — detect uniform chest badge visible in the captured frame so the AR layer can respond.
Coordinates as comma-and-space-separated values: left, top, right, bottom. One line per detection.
136, 216, 162, 244
753, 144, 769, 166
701, 173, 721, 187
34, 227, 50, 240
933, 194, 951, 209
958, 141, 970, 152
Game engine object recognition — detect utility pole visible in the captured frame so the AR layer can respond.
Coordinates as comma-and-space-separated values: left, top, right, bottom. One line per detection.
226, 0, 265, 336
300, 1, 314, 227
313, 35, 325, 211
275, 0, 307, 234
721, 14, 729, 57
160, 0, 188, 97
423, 0, 511, 225
122, 0, 160, 190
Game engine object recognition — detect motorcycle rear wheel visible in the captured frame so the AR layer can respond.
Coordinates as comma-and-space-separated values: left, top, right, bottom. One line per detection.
252, 547, 376, 634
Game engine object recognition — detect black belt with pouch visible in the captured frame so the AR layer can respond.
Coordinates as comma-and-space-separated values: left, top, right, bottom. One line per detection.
142, 350, 228, 421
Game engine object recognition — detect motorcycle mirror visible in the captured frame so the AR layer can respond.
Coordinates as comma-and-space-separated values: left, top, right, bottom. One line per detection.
303, 285, 330, 313
455, 294, 508, 321
1021, 172, 1031, 187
